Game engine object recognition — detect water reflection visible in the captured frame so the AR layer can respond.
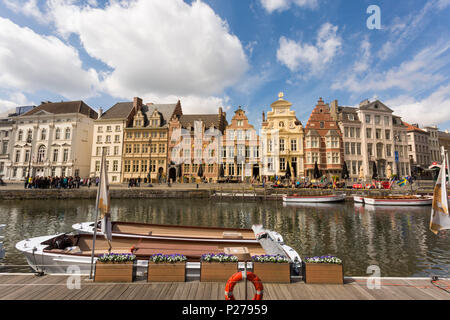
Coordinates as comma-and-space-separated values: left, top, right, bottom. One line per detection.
0, 199, 448, 277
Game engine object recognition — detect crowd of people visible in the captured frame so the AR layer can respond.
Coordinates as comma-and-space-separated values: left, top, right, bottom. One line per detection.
24, 176, 100, 189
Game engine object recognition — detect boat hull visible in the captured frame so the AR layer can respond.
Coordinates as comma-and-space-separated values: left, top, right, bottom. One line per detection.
282, 194, 346, 203
353, 196, 364, 203
363, 196, 432, 206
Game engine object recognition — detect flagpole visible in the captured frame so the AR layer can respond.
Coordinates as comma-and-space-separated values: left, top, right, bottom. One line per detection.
89, 149, 103, 280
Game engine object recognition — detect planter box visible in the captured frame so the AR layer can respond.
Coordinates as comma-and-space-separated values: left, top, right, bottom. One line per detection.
94, 261, 135, 282
253, 262, 290, 283
200, 262, 238, 282
147, 262, 186, 282
304, 263, 344, 284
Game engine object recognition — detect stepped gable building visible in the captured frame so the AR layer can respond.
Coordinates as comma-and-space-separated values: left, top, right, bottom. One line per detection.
168, 107, 227, 183
90, 98, 140, 183
304, 98, 343, 179
122, 100, 182, 183
403, 122, 431, 173
261, 92, 304, 179
9, 100, 97, 180
222, 107, 260, 181
331, 99, 410, 181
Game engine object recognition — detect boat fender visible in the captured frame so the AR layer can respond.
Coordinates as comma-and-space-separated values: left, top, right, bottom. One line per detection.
224, 271, 263, 300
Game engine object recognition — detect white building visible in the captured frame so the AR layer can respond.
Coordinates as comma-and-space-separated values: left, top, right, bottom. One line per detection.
90, 98, 139, 183
8, 101, 97, 180
331, 99, 410, 181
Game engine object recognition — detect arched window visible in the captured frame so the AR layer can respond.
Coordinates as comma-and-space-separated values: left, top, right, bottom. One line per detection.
41, 129, 46, 140
65, 128, 71, 140
37, 145, 46, 163
55, 128, 61, 140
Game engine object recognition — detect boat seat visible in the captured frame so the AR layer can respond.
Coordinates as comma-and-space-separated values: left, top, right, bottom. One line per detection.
222, 232, 243, 239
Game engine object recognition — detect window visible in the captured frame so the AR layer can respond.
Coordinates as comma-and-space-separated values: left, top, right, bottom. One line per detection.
376, 129, 381, 139
151, 144, 157, 153
151, 132, 157, 138
237, 120, 243, 126
125, 144, 132, 153
65, 128, 71, 140
280, 158, 286, 171
384, 116, 390, 125
106, 135, 111, 143
279, 139, 285, 151
267, 158, 273, 171
332, 152, 340, 164
268, 139, 273, 152
237, 130, 243, 140
115, 125, 121, 132
53, 149, 59, 162
106, 126, 111, 132
18, 130, 23, 141
1, 141, 7, 154
27, 129, 33, 141
312, 152, 319, 164
135, 132, 141, 138
41, 129, 46, 140
375, 115, 380, 125
366, 128, 372, 139
15, 150, 21, 162
351, 142, 356, 155
365, 115, 371, 123
37, 145, 46, 163
98, 127, 103, 133
114, 146, 119, 155
126, 132, 132, 139
237, 145, 244, 157
385, 130, 390, 140
348, 114, 355, 121
95, 161, 101, 172
208, 164, 214, 173
160, 132, 166, 138
320, 122, 324, 129
344, 127, 349, 137
159, 144, 165, 153
345, 142, 350, 155
291, 139, 297, 151
124, 160, 130, 172
133, 144, 140, 153
141, 160, 147, 173
63, 149, 69, 162
24, 150, 30, 163
228, 163, 235, 175
279, 121, 284, 128
367, 143, 373, 156
132, 161, 139, 172
357, 143, 361, 155
115, 135, 120, 143
350, 127, 355, 138
184, 164, 190, 173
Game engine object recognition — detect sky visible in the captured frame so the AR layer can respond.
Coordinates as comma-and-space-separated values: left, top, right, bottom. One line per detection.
0, 0, 449, 131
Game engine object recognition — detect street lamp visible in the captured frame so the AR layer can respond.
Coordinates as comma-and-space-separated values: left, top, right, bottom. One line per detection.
26, 137, 33, 179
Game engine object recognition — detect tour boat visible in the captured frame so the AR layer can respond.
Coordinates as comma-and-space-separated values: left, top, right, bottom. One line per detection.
353, 195, 365, 204
363, 195, 433, 206
72, 221, 259, 244
282, 193, 346, 203
16, 224, 301, 277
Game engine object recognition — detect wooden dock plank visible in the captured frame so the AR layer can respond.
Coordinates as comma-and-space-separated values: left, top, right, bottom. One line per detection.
0, 275, 448, 300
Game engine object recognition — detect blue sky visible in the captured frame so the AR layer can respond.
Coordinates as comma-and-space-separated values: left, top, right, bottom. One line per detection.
0, 0, 449, 131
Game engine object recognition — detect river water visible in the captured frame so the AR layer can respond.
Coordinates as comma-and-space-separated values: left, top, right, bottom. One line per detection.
0, 199, 448, 277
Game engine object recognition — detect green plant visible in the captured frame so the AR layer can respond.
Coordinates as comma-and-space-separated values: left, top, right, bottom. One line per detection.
304, 255, 342, 264
149, 253, 187, 263
97, 253, 136, 263
251, 254, 289, 263
201, 253, 238, 263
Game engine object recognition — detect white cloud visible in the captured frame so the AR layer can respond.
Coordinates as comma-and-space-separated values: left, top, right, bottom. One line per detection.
0, 17, 99, 99
276, 23, 341, 73
387, 84, 450, 126
332, 43, 450, 93
46, 0, 248, 113
0, 92, 34, 115
353, 38, 371, 73
260, 0, 318, 13
3, 0, 47, 23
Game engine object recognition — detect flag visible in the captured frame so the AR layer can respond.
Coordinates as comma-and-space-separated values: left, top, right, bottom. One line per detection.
96, 152, 112, 243
430, 151, 450, 235
397, 178, 407, 187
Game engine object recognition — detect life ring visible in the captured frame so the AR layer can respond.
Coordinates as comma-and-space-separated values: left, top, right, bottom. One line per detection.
225, 271, 263, 300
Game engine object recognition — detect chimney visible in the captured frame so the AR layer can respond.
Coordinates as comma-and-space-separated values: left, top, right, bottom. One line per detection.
359, 99, 370, 107
98, 108, 103, 119
330, 100, 338, 120
133, 97, 143, 111
262, 111, 265, 122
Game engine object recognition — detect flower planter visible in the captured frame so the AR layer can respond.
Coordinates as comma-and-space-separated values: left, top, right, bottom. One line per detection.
200, 262, 238, 282
253, 262, 291, 283
147, 262, 186, 282
304, 263, 344, 284
94, 261, 135, 282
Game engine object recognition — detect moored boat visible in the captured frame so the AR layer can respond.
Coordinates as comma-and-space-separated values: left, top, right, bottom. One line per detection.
363, 195, 433, 206
282, 193, 346, 203
72, 221, 258, 244
353, 195, 364, 203
16, 224, 301, 277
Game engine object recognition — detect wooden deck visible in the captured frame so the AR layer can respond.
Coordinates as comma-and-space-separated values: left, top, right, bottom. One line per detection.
0, 274, 448, 300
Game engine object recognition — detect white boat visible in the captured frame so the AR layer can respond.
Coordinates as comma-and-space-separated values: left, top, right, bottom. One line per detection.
353, 195, 365, 203
16, 224, 302, 276
72, 221, 259, 244
282, 193, 346, 203
363, 195, 433, 206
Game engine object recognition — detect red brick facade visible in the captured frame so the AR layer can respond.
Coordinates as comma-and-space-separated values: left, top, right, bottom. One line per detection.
304, 98, 344, 178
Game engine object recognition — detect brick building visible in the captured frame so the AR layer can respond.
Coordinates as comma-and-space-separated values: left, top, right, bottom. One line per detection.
304, 98, 343, 179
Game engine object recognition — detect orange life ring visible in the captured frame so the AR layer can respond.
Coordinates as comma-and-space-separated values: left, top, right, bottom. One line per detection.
225, 271, 263, 300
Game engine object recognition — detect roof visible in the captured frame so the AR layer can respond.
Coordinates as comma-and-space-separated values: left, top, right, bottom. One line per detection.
99, 102, 134, 120
22, 101, 98, 119
144, 104, 179, 126
336, 106, 360, 123
179, 114, 227, 130
402, 121, 428, 134
358, 100, 393, 113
